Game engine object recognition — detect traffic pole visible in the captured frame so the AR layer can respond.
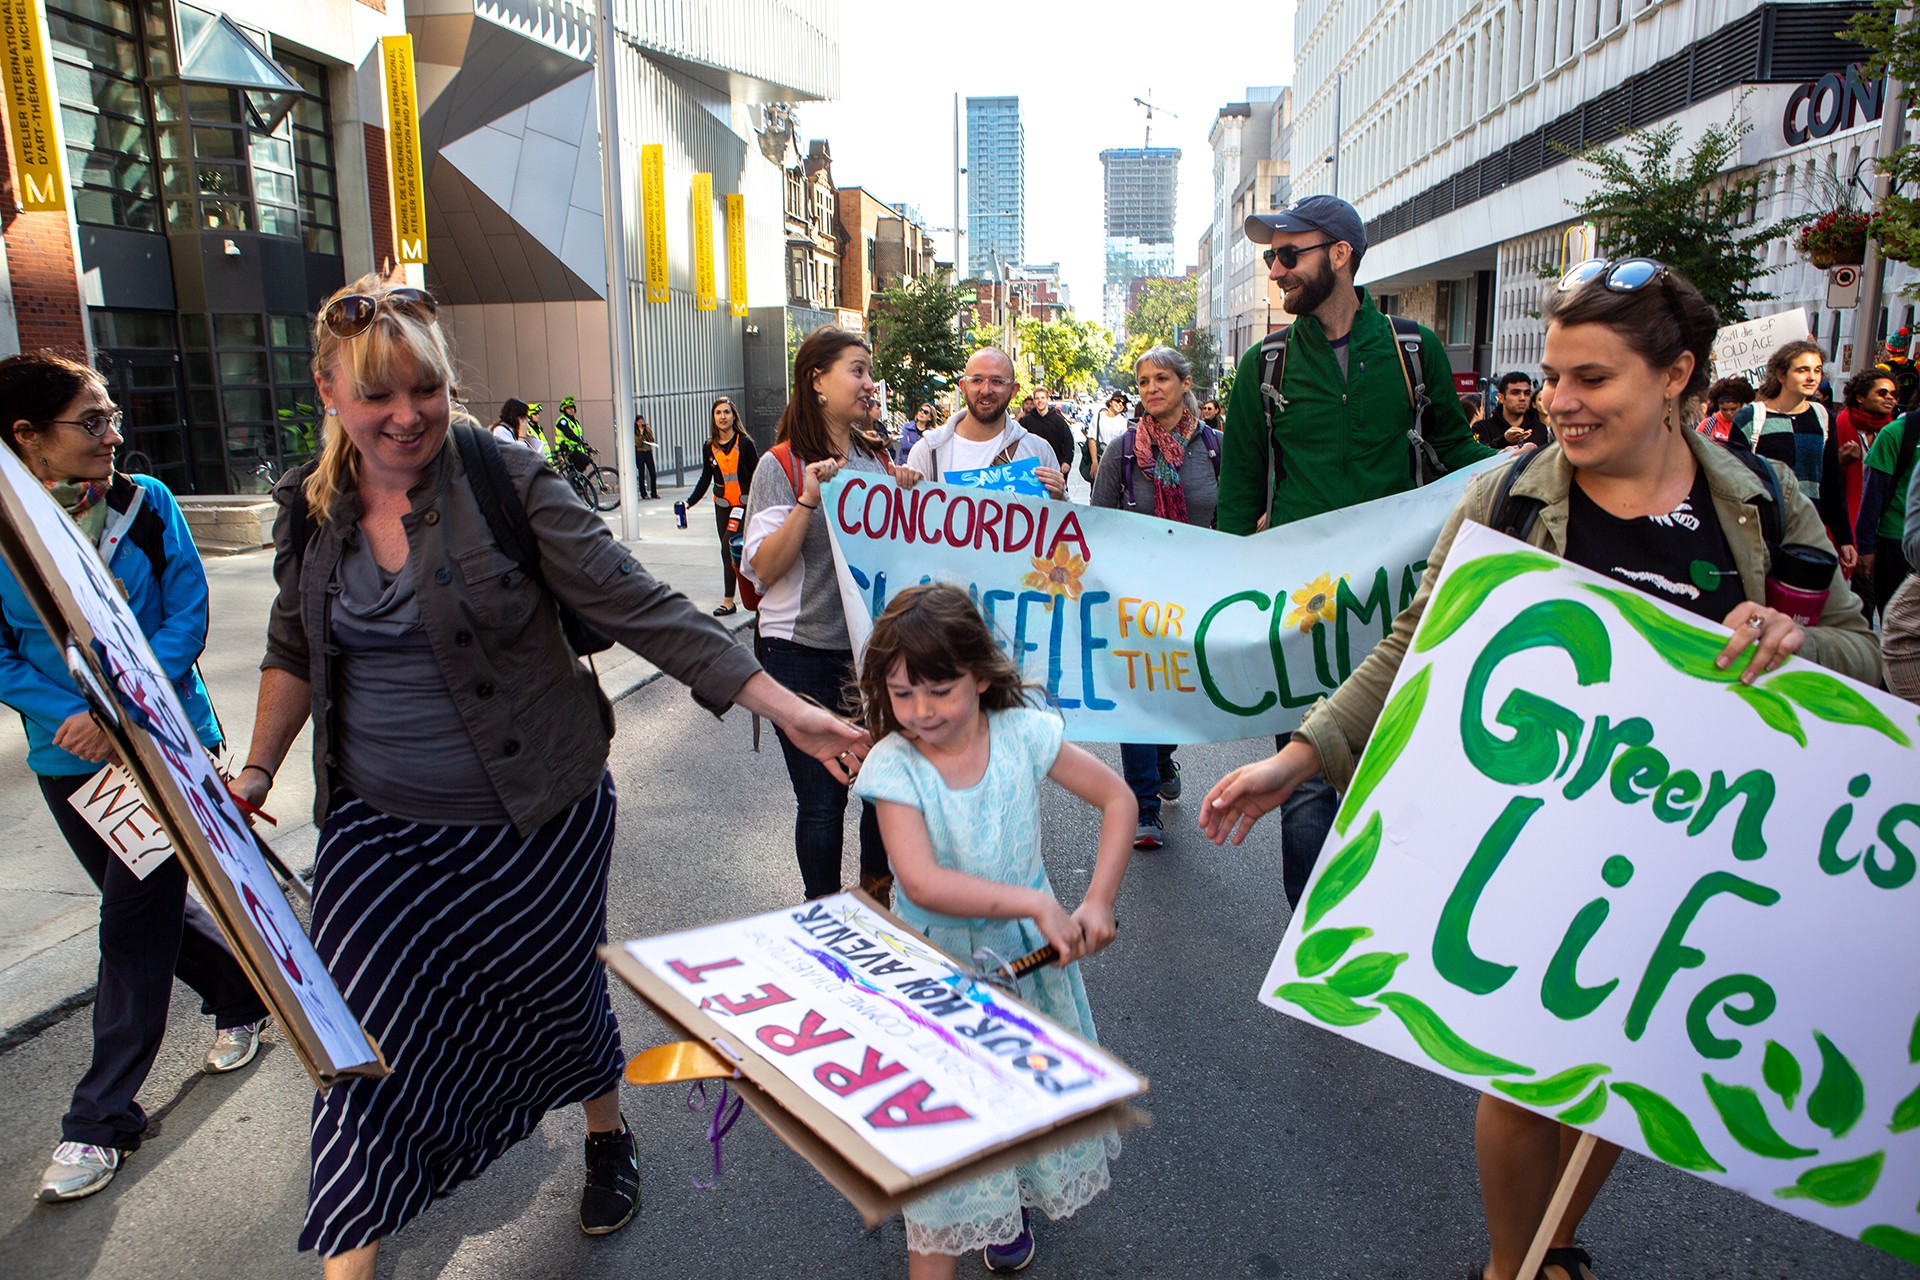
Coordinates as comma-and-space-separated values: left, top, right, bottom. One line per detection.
1855, 6, 1913, 375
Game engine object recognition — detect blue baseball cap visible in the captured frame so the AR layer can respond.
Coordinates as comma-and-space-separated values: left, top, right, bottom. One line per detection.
1245, 194, 1367, 261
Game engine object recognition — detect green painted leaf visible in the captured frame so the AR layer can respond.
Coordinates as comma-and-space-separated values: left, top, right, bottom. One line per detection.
1908, 1009, 1920, 1065
1763, 1039, 1803, 1111
1489, 1066, 1612, 1105
1612, 1081, 1726, 1173
1701, 1075, 1820, 1159
1302, 811, 1383, 931
1334, 665, 1431, 837
1582, 583, 1741, 684
1807, 1032, 1867, 1139
1323, 951, 1408, 999
1890, 1081, 1920, 1135
1776, 1150, 1885, 1206
1294, 926, 1372, 978
1767, 670, 1913, 746
1374, 991, 1534, 1077
1271, 981, 1381, 1028
1729, 683, 1807, 747
1415, 550, 1560, 652
1493, 1062, 1611, 1107
1862, 1225, 1920, 1264
1558, 1082, 1609, 1126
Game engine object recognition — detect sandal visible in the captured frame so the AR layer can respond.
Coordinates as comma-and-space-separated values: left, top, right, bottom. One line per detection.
712, 603, 738, 616
1542, 1247, 1596, 1280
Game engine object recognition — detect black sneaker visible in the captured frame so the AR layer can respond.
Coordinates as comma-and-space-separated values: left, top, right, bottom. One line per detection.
580, 1122, 641, 1236
1157, 762, 1182, 802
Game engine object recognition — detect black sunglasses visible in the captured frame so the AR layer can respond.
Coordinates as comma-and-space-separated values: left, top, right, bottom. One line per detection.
1263, 240, 1336, 270
1557, 257, 1687, 329
322, 287, 438, 339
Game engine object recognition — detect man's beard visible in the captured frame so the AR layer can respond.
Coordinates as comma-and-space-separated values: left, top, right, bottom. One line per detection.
1287, 260, 1337, 318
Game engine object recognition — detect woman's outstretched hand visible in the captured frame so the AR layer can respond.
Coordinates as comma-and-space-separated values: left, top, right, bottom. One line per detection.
1199, 741, 1325, 846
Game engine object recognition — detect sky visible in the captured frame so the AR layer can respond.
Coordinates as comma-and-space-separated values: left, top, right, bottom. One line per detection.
801, 0, 1300, 320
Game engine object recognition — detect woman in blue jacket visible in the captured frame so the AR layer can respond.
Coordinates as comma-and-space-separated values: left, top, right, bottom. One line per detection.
0, 353, 267, 1204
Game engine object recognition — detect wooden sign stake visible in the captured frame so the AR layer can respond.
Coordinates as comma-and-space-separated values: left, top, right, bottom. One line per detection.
1517, 1129, 1598, 1280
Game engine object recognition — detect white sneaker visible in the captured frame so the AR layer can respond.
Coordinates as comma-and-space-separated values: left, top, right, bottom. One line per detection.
204, 1019, 265, 1074
36, 1142, 121, 1202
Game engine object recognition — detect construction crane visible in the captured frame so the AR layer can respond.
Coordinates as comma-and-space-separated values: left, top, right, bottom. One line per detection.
1132, 93, 1177, 150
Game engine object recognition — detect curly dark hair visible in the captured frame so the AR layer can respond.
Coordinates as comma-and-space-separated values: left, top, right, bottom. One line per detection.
1843, 367, 1896, 409
1705, 376, 1755, 409
854, 583, 1041, 741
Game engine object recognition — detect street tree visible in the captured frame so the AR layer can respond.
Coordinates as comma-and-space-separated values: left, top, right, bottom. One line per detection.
868, 274, 973, 415
1112, 275, 1220, 391
1017, 314, 1114, 394
1555, 109, 1801, 322
1849, 0, 1920, 292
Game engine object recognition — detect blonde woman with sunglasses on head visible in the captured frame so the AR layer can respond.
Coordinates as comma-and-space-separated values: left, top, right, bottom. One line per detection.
230, 275, 869, 1277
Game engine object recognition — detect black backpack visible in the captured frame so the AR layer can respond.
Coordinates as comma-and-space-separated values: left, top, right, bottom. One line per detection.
285, 424, 614, 658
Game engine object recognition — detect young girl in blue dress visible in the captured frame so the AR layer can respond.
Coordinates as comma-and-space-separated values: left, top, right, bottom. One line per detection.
850, 582, 1137, 1277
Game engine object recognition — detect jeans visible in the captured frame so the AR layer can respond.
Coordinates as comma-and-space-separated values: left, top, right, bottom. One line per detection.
1273, 728, 1340, 909
41, 772, 268, 1149
1120, 743, 1176, 824
755, 634, 887, 898
636, 451, 658, 497
714, 501, 738, 598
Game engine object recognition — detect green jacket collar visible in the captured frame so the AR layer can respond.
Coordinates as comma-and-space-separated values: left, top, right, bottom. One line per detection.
1287, 286, 1379, 347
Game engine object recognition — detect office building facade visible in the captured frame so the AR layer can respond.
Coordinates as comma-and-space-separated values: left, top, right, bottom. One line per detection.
1100, 146, 1180, 334
1290, 0, 1913, 381
966, 96, 1024, 279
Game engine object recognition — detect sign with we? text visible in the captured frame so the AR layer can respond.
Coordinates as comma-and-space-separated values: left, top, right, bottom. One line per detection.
1263, 523, 1920, 1264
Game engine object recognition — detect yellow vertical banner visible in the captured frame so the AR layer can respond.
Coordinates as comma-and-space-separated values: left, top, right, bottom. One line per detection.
726, 194, 748, 318
0, 0, 69, 211
641, 144, 668, 304
691, 173, 717, 311
380, 35, 428, 264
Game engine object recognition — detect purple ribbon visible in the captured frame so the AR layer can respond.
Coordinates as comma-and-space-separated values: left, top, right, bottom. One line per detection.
684, 1079, 745, 1190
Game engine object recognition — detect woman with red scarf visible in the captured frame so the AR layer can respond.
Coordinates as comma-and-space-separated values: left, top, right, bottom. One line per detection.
1831, 369, 1899, 620
1090, 346, 1220, 850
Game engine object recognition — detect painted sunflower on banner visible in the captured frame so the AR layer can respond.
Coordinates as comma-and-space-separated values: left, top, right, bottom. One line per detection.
1023, 544, 1087, 600
1286, 573, 1342, 633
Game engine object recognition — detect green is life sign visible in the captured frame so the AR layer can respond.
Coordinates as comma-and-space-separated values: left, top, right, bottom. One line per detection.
1263, 523, 1920, 1262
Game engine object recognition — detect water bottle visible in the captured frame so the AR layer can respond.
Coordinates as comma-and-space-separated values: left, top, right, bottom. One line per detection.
673, 500, 687, 529
1764, 543, 1838, 625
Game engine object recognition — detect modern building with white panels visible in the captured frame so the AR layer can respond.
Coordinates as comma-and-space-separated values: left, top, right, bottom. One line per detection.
416, 0, 837, 466
1203, 87, 1294, 369
1288, 0, 1914, 381
966, 96, 1026, 280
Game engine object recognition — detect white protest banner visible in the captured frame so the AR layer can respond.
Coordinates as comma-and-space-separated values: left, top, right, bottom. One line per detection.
614, 893, 1144, 1191
1261, 522, 1920, 1263
70, 762, 174, 880
945, 456, 1045, 496
1714, 309, 1810, 387
0, 444, 384, 1087
825, 459, 1501, 744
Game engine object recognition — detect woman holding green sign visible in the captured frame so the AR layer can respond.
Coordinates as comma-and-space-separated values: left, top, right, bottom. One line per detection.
1199, 259, 1877, 1280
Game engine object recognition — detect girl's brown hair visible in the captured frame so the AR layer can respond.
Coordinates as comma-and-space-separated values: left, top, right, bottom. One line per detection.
1542, 261, 1719, 404
0, 353, 103, 453
775, 326, 888, 466
306, 273, 456, 524
1756, 339, 1823, 401
855, 583, 1040, 740
708, 395, 738, 441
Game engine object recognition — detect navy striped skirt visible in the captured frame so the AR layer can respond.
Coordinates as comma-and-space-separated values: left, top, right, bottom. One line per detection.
299, 773, 625, 1256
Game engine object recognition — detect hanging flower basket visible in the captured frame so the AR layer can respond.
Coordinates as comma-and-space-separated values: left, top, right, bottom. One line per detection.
1797, 210, 1870, 268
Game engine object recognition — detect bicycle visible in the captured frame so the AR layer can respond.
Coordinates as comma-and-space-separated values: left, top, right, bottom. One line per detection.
555, 439, 620, 512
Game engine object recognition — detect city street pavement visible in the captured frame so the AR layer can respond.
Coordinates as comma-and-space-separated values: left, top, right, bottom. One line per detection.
0, 475, 740, 1047
2, 450, 1900, 1277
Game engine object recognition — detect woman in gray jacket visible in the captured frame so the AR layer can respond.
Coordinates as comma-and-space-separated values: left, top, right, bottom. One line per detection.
231, 275, 865, 1277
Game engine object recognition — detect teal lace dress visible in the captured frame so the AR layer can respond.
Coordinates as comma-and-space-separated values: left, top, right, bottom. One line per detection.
852, 705, 1118, 1254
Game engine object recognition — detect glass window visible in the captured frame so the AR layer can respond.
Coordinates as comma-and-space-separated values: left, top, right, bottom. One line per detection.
47, 0, 156, 230
217, 351, 267, 382
270, 314, 306, 347
214, 314, 262, 346
277, 51, 339, 257
223, 389, 271, 422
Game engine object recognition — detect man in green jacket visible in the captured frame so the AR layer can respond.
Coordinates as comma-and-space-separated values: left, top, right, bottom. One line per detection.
1218, 194, 1495, 909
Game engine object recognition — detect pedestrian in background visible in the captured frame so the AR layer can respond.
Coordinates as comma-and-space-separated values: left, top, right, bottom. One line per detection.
1200, 396, 1226, 433
1218, 193, 1493, 909
1695, 375, 1754, 444
233, 276, 865, 1275
1728, 341, 1853, 568
1090, 347, 1218, 850
1087, 391, 1130, 481
0, 353, 269, 1204
1829, 369, 1897, 615
1883, 463, 1920, 702
685, 395, 757, 616
742, 327, 904, 906
851, 582, 1134, 1278
491, 397, 540, 452
897, 402, 936, 464
1203, 256, 1875, 1280
1857, 396, 1920, 613
1458, 392, 1484, 432
634, 411, 659, 499
1018, 385, 1077, 472
1479, 371, 1549, 449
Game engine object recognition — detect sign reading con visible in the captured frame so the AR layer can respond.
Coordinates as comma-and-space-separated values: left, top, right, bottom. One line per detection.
0, 0, 68, 211
380, 35, 428, 265
1262, 523, 1920, 1264
620, 894, 1144, 1189
1783, 64, 1885, 146
0, 445, 384, 1088
824, 460, 1500, 744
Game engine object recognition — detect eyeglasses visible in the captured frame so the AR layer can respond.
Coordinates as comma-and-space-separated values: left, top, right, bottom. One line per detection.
321, 287, 438, 340
961, 375, 1013, 390
43, 410, 123, 438
1262, 240, 1336, 270
1557, 256, 1687, 329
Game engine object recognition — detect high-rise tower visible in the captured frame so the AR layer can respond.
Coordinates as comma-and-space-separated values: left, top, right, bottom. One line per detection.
1100, 147, 1180, 334
966, 96, 1025, 279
